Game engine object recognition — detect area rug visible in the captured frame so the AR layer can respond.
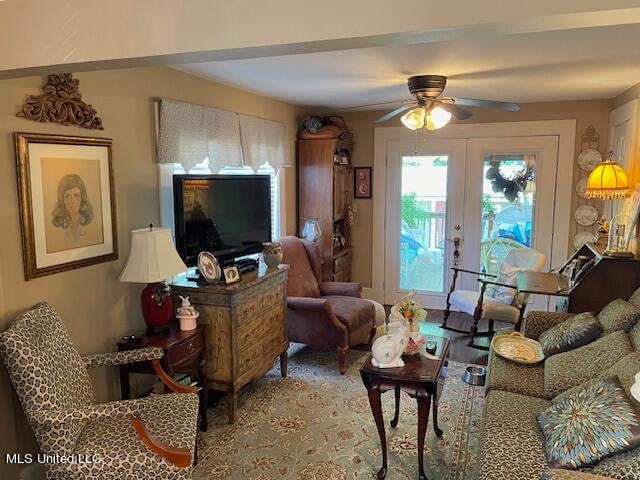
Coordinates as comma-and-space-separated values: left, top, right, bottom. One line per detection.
193, 345, 485, 480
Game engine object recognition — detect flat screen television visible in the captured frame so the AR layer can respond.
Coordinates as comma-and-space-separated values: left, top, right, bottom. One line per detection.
173, 174, 271, 267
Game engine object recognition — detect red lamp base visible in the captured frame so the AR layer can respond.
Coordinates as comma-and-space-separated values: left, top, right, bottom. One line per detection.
141, 282, 173, 335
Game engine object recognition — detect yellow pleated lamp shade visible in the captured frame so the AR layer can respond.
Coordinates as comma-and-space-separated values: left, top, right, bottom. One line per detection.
585, 155, 631, 200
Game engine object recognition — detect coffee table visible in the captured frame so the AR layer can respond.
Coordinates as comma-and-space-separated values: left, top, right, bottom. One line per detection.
360, 335, 450, 480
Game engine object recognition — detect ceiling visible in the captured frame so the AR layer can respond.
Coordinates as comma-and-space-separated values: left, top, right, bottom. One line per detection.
176, 23, 640, 109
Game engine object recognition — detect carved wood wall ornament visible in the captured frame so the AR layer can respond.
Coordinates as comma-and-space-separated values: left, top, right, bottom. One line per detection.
17, 74, 104, 129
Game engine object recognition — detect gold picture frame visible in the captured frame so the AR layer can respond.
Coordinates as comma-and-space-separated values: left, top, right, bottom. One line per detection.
15, 132, 118, 280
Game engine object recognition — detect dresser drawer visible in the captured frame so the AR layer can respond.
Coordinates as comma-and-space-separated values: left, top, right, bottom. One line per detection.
236, 315, 267, 350
262, 284, 285, 311
170, 332, 204, 367
235, 295, 262, 320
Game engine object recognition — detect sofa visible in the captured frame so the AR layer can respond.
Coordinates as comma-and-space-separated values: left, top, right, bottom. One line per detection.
478, 289, 640, 480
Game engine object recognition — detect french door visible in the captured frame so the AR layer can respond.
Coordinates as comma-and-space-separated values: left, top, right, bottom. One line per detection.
384, 139, 466, 306
384, 136, 559, 310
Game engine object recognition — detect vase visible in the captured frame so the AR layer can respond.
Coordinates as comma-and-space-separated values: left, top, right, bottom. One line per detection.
405, 332, 426, 355
262, 242, 283, 269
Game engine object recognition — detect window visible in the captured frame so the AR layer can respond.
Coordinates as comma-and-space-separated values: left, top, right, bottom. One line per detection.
158, 158, 282, 240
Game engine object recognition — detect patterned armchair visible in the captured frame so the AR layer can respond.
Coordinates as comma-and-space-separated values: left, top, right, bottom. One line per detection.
0, 302, 199, 479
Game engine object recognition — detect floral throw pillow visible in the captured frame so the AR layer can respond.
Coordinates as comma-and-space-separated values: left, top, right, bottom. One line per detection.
538, 376, 640, 469
538, 312, 603, 357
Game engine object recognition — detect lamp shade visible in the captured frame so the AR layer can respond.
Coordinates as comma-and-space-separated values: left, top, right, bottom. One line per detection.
119, 227, 187, 283
401, 107, 425, 130
585, 154, 631, 200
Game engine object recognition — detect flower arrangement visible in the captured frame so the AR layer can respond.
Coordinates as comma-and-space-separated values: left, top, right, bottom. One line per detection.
389, 292, 428, 355
393, 292, 427, 332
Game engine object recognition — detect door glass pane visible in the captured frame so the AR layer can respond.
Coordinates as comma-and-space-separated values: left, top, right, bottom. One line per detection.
400, 155, 448, 292
480, 153, 537, 276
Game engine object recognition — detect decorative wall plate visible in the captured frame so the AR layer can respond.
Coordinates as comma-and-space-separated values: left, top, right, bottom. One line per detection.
573, 231, 597, 249
575, 178, 588, 198
574, 205, 598, 226
577, 148, 602, 172
197, 251, 221, 282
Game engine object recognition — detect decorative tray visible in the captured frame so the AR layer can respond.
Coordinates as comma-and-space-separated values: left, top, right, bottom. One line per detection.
491, 332, 545, 365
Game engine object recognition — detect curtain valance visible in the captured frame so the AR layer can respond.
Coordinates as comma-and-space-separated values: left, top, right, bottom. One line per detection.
239, 114, 291, 170
157, 98, 290, 172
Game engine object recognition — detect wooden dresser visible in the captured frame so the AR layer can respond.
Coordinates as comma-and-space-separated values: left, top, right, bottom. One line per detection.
171, 264, 289, 423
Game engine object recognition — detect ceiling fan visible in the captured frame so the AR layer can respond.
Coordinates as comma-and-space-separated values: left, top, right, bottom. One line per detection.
370, 75, 520, 130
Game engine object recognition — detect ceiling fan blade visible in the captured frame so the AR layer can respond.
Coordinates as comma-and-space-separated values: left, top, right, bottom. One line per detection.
374, 103, 415, 123
451, 97, 521, 111
436, 102, 473, 121
340, 99, 411, 110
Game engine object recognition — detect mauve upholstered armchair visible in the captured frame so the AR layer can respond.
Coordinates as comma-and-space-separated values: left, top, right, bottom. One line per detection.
280, 236, 376, 374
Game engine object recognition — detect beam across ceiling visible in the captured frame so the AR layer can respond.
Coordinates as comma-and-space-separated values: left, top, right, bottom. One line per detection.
1, 0, 640, 78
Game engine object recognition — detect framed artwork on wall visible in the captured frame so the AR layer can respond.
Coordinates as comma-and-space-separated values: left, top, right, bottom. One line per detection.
15, 132, 118, 280
354, 166, 372, 199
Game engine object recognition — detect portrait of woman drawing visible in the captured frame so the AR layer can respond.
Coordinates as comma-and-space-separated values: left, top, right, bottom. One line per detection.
52, 174, 93, 242
42, 159, 105, 254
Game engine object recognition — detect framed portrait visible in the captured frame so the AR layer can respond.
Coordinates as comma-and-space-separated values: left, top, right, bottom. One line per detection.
15, 132, 118, 280
222, 265, 241, 285
354, 166, 372, 199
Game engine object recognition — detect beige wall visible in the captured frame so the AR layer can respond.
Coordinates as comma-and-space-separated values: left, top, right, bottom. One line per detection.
0, 66, 301, 474
338, 99, 612, 287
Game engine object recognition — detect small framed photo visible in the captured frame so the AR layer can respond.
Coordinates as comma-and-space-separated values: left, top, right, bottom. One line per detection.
354, 167, 372, 199
15, 132, 118, 280
223, 264, 241, 284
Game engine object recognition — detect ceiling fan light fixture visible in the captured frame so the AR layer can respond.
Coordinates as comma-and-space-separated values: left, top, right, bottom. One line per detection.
426, 106, 452, 130
401, 106, 425, 130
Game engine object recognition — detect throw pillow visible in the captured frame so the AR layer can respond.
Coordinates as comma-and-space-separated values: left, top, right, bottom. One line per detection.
538, 312, 602, 357
630, 321, 640, 352
629, 286, 640, 308
538, 376, 640, 469
485, 261, 520, 305
553, 352, 640, 404
598, 299, 640, 335
544, 330, 633, 398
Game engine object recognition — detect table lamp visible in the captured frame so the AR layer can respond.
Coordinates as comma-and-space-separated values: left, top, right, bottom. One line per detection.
120, 225, 188, 334
585, 151, 631, 253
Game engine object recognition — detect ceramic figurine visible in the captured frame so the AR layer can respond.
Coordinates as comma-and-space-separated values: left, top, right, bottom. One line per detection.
371, 318, 409, 368
262, 242, 283, 269
176, 296, 199, 331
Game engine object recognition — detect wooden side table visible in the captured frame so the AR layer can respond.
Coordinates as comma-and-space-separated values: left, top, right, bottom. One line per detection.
360, 336, 450, 480
117, 324, 208, 431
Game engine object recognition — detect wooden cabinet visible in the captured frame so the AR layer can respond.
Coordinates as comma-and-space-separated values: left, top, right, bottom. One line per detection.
171, 265, 289, 423
555, 243, 640, 314
298, 135, 354, 281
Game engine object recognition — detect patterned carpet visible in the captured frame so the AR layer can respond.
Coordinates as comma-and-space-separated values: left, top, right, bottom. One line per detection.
193, 345, 485, 480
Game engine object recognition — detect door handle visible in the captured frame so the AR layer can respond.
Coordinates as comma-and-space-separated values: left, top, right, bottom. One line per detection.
453, 236, 461, 267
